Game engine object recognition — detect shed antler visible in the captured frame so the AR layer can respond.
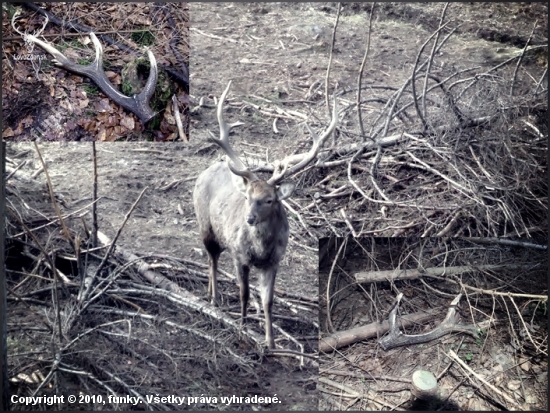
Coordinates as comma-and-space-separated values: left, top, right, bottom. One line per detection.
24, 30, 158, 124
379, 293, 481, 351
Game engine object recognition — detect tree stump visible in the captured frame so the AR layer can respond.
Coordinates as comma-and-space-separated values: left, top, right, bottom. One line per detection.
411, 370, 439, 400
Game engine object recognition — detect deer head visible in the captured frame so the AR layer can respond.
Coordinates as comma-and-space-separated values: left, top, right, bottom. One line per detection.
208, 80, 338, 199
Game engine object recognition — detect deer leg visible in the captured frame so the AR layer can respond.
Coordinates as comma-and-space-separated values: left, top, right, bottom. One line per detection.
204, 240, 221, 305
235, 263, 250, 325
259, 267, 277, 349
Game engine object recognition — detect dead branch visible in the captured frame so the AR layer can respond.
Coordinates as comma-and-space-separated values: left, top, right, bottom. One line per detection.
326, 239, 347, 333
510, 20, 538, 96
356, 2, 375, 140
33, 143, 73, 246
94, 231, 266, 347
325, 2, 341, 116
447, 349, 524, 410
354, 263, 537, 284
79, 186, 148, 304
320, 308, 440, 352
464, 237, 547, 250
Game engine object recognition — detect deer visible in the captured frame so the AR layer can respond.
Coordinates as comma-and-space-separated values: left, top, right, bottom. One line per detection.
193, 81, 337, 349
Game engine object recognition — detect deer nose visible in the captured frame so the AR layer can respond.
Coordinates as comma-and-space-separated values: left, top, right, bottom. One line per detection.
246, 214, 257, 225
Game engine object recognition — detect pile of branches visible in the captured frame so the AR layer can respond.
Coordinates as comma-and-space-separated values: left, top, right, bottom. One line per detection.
4, 144, 318, 410
268, 6, 548, 239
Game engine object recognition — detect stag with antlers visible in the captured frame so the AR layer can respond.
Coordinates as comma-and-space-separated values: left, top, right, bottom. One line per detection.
193, 81, 337, 349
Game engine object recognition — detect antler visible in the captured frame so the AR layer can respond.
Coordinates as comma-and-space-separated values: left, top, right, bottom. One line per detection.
207, 81, 256, 179
209, 80, 338, 185
266, 96, 338, 185
378, 293, 480, 351
24, 30, 158, 124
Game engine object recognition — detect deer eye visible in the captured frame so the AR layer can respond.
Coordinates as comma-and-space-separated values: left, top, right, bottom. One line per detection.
266, 199, 273, 204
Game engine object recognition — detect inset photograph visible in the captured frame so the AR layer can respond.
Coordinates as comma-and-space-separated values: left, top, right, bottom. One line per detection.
191, 2, 547, 238
319, 237, 547, 411
2, 2, 189, 141
4, 141, 318, 410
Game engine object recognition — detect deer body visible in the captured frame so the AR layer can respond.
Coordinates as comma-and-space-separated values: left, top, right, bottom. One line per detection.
194, 161, 293, 349
194, 81, 337, 349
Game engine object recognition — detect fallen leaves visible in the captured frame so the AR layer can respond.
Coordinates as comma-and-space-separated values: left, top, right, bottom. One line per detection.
120, 116, 135, 131
77, 110, 139, 141
94, 98, 113, 114
2, 115, 32, 138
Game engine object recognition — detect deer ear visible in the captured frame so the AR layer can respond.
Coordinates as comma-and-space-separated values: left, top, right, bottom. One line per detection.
277, 182, 295, 200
